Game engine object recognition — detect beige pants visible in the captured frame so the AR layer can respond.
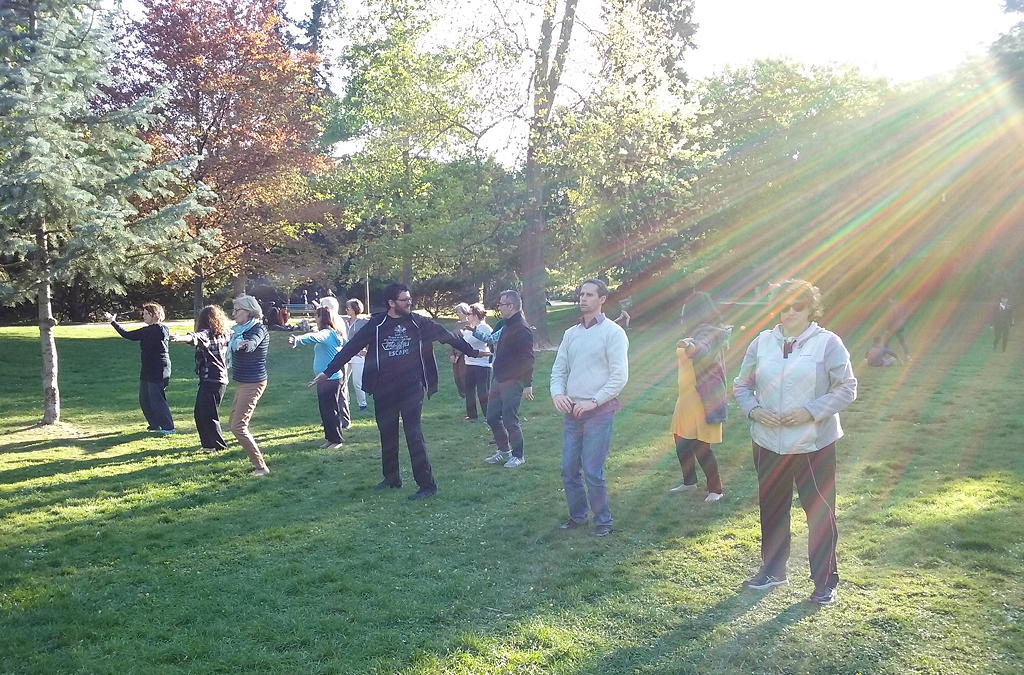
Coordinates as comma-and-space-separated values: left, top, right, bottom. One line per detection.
230, 380, 268, 470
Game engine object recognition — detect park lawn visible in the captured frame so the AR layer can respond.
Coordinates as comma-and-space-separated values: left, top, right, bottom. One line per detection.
1, 315, 1022, 674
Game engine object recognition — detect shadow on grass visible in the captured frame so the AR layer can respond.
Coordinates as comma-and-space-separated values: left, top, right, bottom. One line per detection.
0, 431, 145, 457
589, 591, 813, 674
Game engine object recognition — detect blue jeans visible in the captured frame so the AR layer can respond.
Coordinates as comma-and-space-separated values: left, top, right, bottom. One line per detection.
486, 378, 525, 458
561, 411, 615, 526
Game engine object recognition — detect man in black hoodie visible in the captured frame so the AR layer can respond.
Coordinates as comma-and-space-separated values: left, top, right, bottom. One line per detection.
483, 290, 534, 468
311, 283, 481, 500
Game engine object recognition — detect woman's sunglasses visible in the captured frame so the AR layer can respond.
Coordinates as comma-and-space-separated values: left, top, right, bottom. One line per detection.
780, 302, 807, 314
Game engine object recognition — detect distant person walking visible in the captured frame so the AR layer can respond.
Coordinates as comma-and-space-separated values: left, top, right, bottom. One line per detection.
291, 307, 348, 448
105, 302, 175, 434
669, 291, 728, 503
734, 279, 857, 605
170, 305, 230, 451
993, 296, 1014, 352
551, 279, 629, 537
229, 295, 271, 476
309, 283, 482, 500
483, 290, 534, 468
884, 297, 911, 361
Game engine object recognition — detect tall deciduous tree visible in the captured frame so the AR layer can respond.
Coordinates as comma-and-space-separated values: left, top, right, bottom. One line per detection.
120, 0, 327, 312
0, 0, 213, 424
518, 0, 697, 346
326, 0, 490, 285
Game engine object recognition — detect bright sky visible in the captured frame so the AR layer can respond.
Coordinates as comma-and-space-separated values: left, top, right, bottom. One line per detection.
685, 0, 1019, 82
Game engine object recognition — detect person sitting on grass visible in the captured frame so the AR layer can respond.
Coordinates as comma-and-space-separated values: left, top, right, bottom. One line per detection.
104, 302, 175, 435
864, 335, 900, 367
290, 307, 348, 449
170, 305, 231, 453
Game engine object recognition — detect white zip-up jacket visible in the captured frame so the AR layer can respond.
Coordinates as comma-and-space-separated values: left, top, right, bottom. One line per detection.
733, 322, 857, 454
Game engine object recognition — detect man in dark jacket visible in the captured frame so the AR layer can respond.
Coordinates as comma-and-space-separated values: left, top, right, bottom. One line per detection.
483, 290, 534, 468
311, 283, 480, 499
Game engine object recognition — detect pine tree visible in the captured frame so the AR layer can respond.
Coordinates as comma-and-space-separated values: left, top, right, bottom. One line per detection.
0, 0, 215, 424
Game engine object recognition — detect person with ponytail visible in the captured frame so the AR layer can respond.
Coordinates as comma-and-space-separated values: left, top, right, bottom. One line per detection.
291, 307, 348, 448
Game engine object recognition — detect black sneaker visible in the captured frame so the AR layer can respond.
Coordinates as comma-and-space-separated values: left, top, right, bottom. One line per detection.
809, 582, 838, 605
373, 479, 402, 490
559, 518, 587, 530
408, 485, 437, 500
591, 524, 613, 537
741, 571, 789, 590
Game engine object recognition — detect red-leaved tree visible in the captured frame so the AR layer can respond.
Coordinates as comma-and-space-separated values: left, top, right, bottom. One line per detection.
118, 0, 328, 311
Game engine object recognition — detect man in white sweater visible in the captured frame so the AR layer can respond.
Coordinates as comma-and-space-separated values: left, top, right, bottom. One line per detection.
550, 279, 629, 537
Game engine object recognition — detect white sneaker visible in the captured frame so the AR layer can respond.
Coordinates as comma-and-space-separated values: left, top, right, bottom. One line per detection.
503, 456, 525, 468
669, 483, 698, 493
327, 442, 345, 450
484, 450, 511, 464
705, 492, 723, 503
318, 441, 332, 449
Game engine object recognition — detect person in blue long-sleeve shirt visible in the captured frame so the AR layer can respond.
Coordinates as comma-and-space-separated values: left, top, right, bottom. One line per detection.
291, 307, 348, 448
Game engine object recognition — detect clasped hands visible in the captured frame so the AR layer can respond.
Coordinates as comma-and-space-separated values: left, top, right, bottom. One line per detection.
553, 394, 596, 418
750, 406, 813, 427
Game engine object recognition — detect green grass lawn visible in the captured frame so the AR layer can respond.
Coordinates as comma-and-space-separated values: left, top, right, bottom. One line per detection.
1, 313, 1022, 673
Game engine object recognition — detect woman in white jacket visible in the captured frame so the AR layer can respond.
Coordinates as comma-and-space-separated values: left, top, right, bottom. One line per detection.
733, 279, 857, 605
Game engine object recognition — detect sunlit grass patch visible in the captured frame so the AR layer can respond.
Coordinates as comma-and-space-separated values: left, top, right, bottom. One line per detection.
1, 319, 1022, 673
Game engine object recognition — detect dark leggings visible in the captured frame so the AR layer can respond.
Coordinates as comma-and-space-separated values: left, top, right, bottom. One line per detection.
195, 381, 227, 449
674, 435, 722, 494
463, 365, 491, 420
317, 379, 345, 444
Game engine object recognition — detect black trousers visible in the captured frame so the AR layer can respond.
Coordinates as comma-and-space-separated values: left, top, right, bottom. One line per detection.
486, 378, 525, 458
463, 365, 491, 419
317, 379, 345, 444
374, 389, 434, 488
194, 381, 227, 449
675, 436, 722, 494
994, 324, 1010, 352
753, 442, 839, 588
139, 378, 174, 431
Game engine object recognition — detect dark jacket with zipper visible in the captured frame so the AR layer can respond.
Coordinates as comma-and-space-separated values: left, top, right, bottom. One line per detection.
490, 311, 534, 386
321, 312, 479, 399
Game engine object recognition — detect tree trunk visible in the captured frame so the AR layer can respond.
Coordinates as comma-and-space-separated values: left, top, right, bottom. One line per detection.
192, 271, 205, 329
37, 274, 60, 424
517, 0, 579, 350
521, 141, 551, 347
232, 271, 247, 297
401, 143, 413, 285
192, 270, 205, 318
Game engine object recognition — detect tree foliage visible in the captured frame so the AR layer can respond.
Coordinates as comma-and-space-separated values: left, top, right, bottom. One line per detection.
117, 0, 328, 308
0, 0, 213, 423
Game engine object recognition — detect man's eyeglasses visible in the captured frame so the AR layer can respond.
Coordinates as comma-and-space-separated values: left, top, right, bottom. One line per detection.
497, 302, 511, 308
781, 302, 807, 313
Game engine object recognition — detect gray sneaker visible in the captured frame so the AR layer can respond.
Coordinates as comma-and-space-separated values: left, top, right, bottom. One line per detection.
484, 450, 511, 464
503, 456, 525, 468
